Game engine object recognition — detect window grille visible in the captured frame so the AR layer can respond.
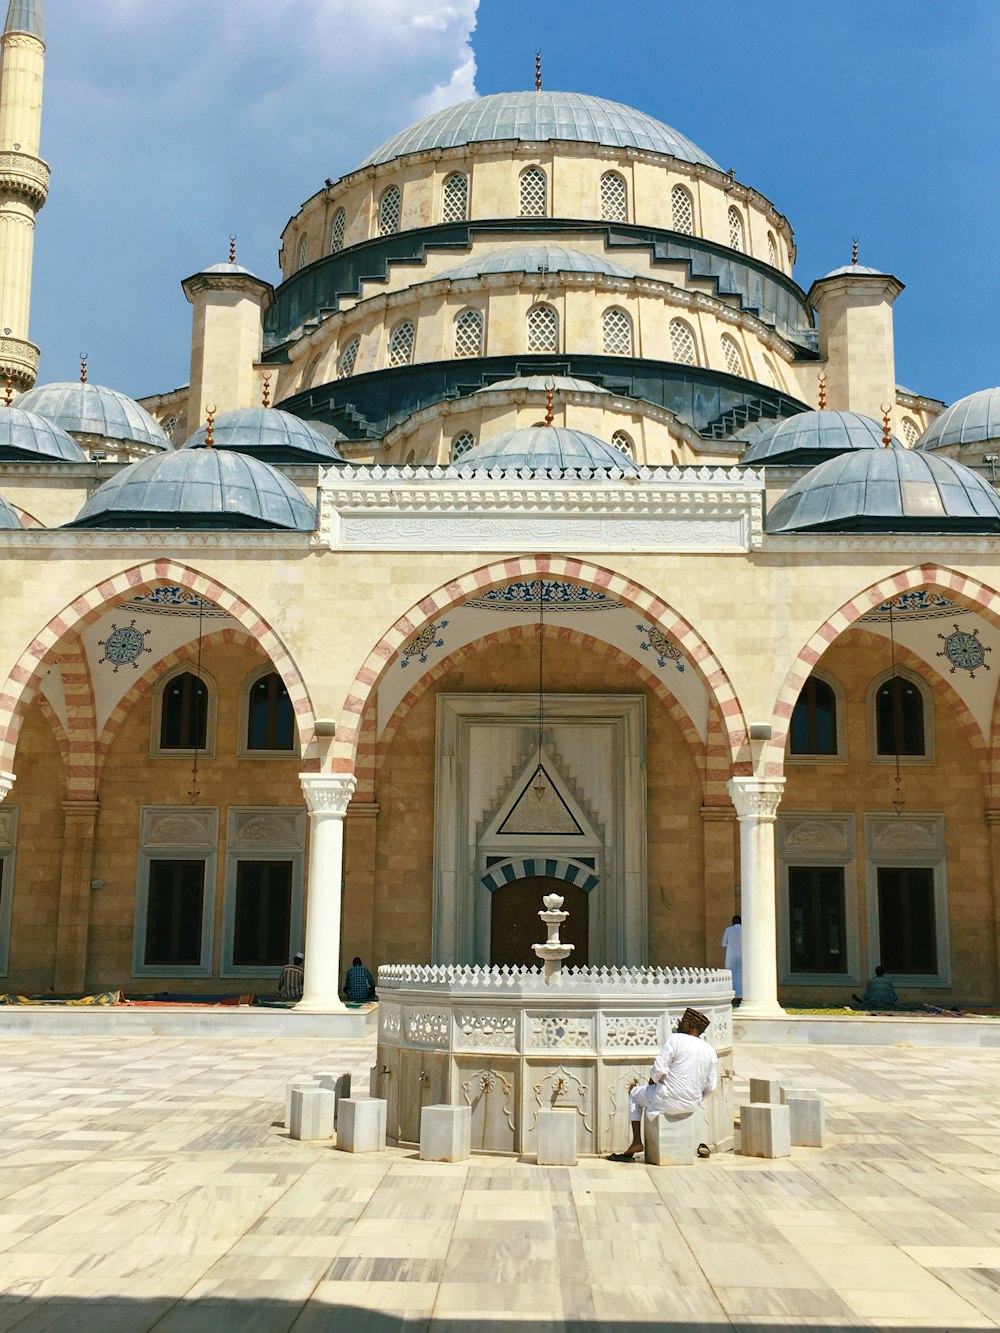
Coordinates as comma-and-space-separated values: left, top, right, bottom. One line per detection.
442, 172, 468, 222
454, 307, 484, 357
296, 237, 308, 271
388, 321, 415, 367
526, 303, 558, 352
671, 185, 694, 234
764, 356, 781, 390
767, 231, 777, 267
602, 307, 633, 356
337, 336, 360, 378
379, 185, 401, 235
611, 430, 634, 457
901, 417, 918, 446
728, 206, 745, 252
451, 431, 475, 460
329, 208, 346, 254
600, 171, 627, 222
669, 318, 698, 366
721, 334, 744, 377
519, 166, 547, 217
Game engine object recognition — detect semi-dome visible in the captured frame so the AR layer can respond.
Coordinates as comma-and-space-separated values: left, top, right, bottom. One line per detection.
0, 406, 87, 462
181, 408, 345, 464
916, 387, 1000, 453
433, 245, 642, 284
67, 448, 316, 531
17, 382, 169, 451
360, 91, 720, 170
767, 447, 1000, 534
457, 425, 640, 473
476, 375, 610, 396
742, 410, 894, 466
0, 494, 22, 529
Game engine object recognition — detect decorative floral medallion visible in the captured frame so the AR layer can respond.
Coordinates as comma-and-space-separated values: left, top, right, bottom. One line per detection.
98, 619, 152, 673
464, 579, 620, 612
635, 622, 685, 672
400, 619, 448, 668
937, 623, 991, 678
862, 590, 960, 622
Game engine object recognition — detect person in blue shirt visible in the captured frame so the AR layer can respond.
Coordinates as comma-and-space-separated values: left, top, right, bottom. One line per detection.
343, 956, 376, 1002
853, 965, 898, 1009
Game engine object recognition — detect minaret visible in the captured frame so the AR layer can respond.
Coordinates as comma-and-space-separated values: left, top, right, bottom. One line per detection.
0, 0, 46, 390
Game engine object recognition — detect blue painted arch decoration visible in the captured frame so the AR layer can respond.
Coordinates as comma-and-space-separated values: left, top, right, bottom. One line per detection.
481, 856, 599, 894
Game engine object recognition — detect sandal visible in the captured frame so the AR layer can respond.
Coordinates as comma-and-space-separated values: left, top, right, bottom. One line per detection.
697, 1143, 711, 1158
606, 1152, 639, 1162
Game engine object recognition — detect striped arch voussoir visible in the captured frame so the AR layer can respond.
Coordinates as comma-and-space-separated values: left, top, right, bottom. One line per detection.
481, 856, 599, 894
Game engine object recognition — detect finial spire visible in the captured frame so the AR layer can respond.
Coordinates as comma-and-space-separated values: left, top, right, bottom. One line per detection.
881, 402, 892, 447
534, 49, 542, 91
204, 405, 216, 448
79, 353, 88, 384
229, 234, 237, 265
4, 375, 12, 407
817, 370, 827, 410
851, 236, 859, 266
262, 372, 271, 409
544, 376, 554, 427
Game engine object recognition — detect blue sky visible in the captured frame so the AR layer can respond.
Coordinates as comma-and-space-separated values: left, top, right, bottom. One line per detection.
27, 1, 1000, 409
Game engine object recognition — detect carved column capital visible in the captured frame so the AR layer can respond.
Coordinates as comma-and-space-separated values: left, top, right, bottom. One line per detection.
0, 772, 14, 803
727, 776, 785, 822
299, 773, 356, 817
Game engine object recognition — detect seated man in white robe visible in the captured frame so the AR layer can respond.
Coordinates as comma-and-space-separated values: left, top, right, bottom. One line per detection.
609, 1006, 718, 1161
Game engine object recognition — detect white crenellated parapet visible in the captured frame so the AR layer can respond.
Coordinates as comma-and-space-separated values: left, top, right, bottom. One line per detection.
377, 962, 733, 995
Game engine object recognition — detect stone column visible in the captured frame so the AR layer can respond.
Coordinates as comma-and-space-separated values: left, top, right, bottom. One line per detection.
701, 805, 737, 970
727, 777, 785, 1017
986, 810, 1000, 1004
343, 803, 379, 969
298, 774, 356, 1012
53, 800, 100, 995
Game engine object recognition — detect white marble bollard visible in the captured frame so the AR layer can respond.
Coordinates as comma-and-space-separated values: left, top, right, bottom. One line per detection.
284, 1076, 318, 1127
420, 1104, 472, 1162
317, 1072, 351, 1125
740, 1102, 791, 1158
536, 1108, 577, 1166
644, 1111, 696, 1165
337, 1097, 387, 1153
782, 1092, 825, 1147
289, 1087, 335, 1141
749, 1077, 782, 1105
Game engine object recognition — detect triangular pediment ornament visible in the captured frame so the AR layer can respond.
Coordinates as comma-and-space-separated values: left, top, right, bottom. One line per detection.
483, 750, 599, 842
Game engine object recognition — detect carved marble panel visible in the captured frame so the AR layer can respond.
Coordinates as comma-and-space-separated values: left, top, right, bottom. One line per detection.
526, 1062, 595, 1154
454, 1010, 517, 1051
868, 815, 941, 855
379, 1004, 401, 1041
603, 1062, 648, 1155
230, 808, 305, 850
528, 1014, 595, 1050
403, 1009, 449, 1048
779, 813, 853, 856
141, 805, 218, 850
457, 1057, 518, 1155
602, 1014, 659, 1049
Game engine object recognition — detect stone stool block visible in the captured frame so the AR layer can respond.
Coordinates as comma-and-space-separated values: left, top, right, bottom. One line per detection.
337, 1097, 387, 1154
536, 1108, 577, 1166
289, 1087, 335, 1141
749, 1077, 783, 1105
317, 1072, 351, 1124
783, 1093, 825, 1147
284, 1076, 318, 1127
644, 1111, 696, 1165
420, 1104, 471, 1162
740, 1102, 791, 1158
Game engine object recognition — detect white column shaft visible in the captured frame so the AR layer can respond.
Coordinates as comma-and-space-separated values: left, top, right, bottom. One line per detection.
728, 777, 785, 1018
298, 774, 356, 1012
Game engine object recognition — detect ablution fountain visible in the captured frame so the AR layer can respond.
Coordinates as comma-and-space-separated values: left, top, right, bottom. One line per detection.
374, 891, 734, 1156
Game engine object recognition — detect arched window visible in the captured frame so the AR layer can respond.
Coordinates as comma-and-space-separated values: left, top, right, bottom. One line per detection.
728, 206, 745, 252
767, 231, 778, 267
671, 184, 694, 234
451, 431, 475, 461
600, 171, 627, 222
602, 307, 633, 356
246, 671, 295, 753
669, 318, 698, 366
378, 184, 401, 235
454, 307, 484, 357
302, 355, 322, 389
901, 417, 918, 446
874, 673, 927, 757
763, 355, 781, 390
442, 172, 468, 222
790, 675, 839, 756
329, 208, 346, 254
519, 166, 547, 217
337, 336, 360, 378
611, 430, 634, 457
159, 671, 209, 751
721, 334, 745, 377
388, 320, 415, 367
296, 237, 308, 271
526, 303, 558, 352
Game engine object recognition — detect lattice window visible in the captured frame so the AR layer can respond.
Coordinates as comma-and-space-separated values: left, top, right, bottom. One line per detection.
526, 303, 558, 352
442, 172, 468, 222
600, 171, 627, 222
296, 237, 308, 271
388, 321, 415, 367
669, 318, 698, 365
519, 166, 547, 217
602, 307, 633, 356
451, 431, 475, 460
454, 307, 484, 357
764, 355, 781, 390
379, 185, 401, 236
728, 206, 745, 252
767, 231, 777, 267
721, 334, 745, 377
329, 208, 346, 254
902, 417, 918, 446
337, 336, 360, 378
671, 184, 694, 234
611, 430, 634, 457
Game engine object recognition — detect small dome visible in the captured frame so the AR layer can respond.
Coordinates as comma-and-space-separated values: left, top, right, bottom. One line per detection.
433, 245, 642, 284
181, 408, 345, 464
198, 261, 258, 278
916, 387, 1000, 453
732, 419, 780, 446
68, 448, 316, 531
476, 375, 610, 396
0, 494, 23, 529
360, 91, 720, 170
767, 447, 1000, 534
0, 407, 87, 462
742, 411, 894, 466
17, 382, 169, 452
457, 426, 640, 474
821, 264, 885, 279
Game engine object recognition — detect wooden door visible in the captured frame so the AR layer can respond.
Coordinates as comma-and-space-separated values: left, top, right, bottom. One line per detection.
490, 876, 589, 969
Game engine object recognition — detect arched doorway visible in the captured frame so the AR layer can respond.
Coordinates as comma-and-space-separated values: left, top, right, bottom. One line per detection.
490, 876, 589, 968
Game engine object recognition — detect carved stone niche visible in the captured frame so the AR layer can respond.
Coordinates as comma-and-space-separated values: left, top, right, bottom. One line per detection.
230, 807, 305, 851
868, 815, 940, 855
141, 805, 218, 850
778, 812, 853, 857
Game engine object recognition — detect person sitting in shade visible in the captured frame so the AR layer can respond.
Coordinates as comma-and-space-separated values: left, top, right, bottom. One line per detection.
277, 952, 304, 1001
721, 914, 742, 1006
608, 1006, 718, 1161
343, 956, 376, 1002
852, 965, 897, 1010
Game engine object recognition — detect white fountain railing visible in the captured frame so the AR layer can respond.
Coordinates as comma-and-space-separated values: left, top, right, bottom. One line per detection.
377, 962, 733, 995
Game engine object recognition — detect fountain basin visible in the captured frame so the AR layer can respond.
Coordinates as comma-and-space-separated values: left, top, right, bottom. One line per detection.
374, 964, 734, 1156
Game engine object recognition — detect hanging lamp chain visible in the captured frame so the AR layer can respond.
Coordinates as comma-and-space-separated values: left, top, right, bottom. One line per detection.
533, 579, 546, 799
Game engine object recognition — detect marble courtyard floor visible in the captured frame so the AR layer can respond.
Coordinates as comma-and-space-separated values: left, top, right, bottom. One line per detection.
1, 1035, 1000, 1330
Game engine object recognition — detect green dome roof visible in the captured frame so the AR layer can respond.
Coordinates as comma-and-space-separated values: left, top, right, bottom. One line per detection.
742, 411, 895, 466
17, 382, 169, 451
916, 387, 1000, 452
458, 426, 639, 473
0, 406, 87, 462
182, 408, 345, 464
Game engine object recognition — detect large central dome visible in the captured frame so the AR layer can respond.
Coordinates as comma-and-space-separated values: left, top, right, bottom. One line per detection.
360, 91, 720, 170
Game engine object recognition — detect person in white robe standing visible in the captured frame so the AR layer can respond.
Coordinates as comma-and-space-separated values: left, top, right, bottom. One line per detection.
721, 914, 742, 1006
608, 1007, 718, 1160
